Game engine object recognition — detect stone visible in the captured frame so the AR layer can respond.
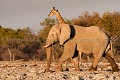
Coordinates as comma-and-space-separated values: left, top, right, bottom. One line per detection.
0, 62, 119, 80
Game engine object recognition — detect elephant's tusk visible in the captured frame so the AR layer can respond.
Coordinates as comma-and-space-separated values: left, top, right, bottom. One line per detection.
44, 44, 50, 48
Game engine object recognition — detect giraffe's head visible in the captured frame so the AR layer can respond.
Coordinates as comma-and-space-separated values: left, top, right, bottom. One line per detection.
48, 7, 58, 17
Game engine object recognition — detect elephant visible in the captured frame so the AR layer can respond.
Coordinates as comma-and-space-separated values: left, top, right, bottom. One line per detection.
44, 23, 119, 72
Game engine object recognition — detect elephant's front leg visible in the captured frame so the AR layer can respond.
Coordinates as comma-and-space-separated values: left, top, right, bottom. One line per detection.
56, 52, 70, 71
57, 41, 76, 71
72, 57, 79, 71
71, 49, 79, 71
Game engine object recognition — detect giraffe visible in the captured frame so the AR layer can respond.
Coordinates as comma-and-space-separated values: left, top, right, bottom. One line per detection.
48, 7, 66, 24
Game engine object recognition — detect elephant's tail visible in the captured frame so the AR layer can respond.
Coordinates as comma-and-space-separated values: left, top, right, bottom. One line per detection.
110, 41, 113, 58
105, 41, 113, 58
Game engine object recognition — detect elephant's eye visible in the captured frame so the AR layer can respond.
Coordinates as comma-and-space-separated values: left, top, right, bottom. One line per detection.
52, 33, 57, 39
51, 34, 54, 36
52, 34, 55, 37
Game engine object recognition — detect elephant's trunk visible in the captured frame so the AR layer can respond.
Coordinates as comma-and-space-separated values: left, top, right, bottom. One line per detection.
45, 46, 52, 72
44, 32, 56, 72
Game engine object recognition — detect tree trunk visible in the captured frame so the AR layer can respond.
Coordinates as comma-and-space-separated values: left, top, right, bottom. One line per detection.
8, 48, 12, 61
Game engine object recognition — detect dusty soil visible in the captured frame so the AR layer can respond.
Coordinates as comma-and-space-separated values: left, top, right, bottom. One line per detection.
0, 61, 120, 80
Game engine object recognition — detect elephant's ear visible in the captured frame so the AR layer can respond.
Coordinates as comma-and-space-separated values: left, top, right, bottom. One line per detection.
60, 24, 71, 45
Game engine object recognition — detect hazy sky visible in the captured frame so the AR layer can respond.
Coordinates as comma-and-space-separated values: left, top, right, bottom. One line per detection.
0, 0, 120, 33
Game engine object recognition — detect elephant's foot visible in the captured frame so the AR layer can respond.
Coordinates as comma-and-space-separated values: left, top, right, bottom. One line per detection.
55, 65, 63, 72
88, 66, 97, 72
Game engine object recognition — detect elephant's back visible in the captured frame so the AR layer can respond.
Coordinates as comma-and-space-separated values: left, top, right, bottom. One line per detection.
74, 25, 109, 41
74, 26, 99, 38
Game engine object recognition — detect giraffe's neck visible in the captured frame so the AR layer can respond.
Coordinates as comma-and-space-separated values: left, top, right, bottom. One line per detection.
55, 12, 66, 23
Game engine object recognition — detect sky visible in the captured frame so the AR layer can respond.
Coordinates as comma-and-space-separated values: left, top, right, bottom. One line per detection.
0, 0, 120, 34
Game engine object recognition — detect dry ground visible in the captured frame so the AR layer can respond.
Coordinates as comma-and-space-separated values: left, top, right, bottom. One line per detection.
0, 61, 120, 80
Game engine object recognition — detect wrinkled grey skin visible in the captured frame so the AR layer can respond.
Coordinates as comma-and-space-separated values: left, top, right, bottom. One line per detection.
44, 23, 119, 72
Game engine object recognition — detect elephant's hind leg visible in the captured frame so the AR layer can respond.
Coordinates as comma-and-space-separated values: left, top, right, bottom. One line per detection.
105, 54, 119, 72
89, 53, 103, 71
89, 42, 109, 72
89, 52, 103, 71
89, 47, 106, 71
88, 57, 98, 71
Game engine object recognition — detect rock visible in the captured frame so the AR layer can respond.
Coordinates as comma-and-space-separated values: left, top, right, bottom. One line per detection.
61, 74, 69, 79
0, 61, 120, 80
20, 73, 27, 80
97, 67, 101, 71
79, 76, 84, 80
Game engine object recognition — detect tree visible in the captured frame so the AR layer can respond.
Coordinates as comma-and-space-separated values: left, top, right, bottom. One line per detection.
38, 18, 56, 41
72, 11, 101, 27
101, 12, 120, 37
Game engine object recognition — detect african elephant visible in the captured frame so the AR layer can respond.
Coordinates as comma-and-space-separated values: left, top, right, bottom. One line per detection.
44, 23, 119, 72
